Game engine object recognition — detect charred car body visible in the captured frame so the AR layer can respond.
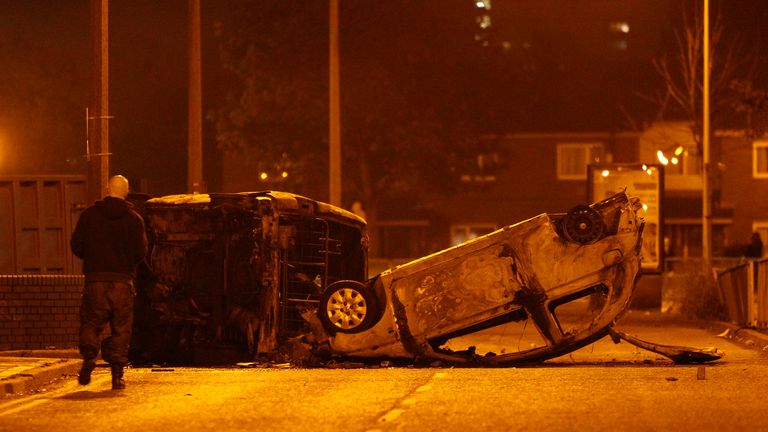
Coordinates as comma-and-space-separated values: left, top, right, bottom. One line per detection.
316, 192, 645, 365
132, 191, 720, 365
131, 191, 367, 363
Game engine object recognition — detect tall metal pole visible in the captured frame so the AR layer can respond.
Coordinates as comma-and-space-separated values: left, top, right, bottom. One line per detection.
89, 0, 109, 204
702, 0, 711, 261
188, 0, 204, 193
329, 0, 342, 206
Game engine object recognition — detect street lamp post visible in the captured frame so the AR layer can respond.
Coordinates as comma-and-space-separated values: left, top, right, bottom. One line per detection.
88, 0, 110, 204
702, 0, 711, 262
329, 0, 341, 207
188, 0, 204, 194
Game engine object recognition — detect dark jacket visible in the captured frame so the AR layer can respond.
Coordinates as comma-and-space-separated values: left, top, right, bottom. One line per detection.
71, 196, 148, 281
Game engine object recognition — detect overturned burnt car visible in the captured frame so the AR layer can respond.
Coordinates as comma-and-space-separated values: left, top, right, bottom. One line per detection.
316, 192, 645, 365
132, 191, 720, 365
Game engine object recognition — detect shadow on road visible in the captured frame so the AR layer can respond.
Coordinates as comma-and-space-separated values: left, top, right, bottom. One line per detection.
58, 390, 125, 400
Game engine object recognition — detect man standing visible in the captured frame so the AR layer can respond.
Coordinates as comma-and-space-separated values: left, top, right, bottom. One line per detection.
71, 175, 148, 390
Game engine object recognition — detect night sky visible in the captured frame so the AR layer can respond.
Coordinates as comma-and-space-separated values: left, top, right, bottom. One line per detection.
1, 0, 767, 196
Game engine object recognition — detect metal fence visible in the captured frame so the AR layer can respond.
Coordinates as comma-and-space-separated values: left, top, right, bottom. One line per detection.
716, 258, 768, 329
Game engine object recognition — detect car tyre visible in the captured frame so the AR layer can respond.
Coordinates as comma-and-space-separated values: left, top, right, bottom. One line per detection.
319, 280, 379, 334
563, 205, 605, 245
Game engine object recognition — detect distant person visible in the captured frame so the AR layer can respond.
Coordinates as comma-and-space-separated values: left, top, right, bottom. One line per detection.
745, 232, 763, 258
71, 175, 148, 390
351, 200, 367, 221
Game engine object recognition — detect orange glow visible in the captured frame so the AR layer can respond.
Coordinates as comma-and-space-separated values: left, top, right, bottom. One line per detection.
656, 150, 669, 165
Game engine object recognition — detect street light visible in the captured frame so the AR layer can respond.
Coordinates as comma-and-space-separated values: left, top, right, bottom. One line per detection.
656, 145, 683, 166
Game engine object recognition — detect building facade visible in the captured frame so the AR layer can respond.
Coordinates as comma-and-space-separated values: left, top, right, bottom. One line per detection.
375, 124, 767, 267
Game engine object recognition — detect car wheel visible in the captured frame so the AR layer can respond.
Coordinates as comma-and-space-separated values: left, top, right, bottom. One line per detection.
563, 205, 605, 244
319, 280, 378, 334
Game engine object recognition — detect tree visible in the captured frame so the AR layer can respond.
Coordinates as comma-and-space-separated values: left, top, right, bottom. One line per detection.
209, 1, 494, 242
649, 3, 762, 153
647, 2, 767, 261
208, 0, 329, 192
731, 79, 768, 139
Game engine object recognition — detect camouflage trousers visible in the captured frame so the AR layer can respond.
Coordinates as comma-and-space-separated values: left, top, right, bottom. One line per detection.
79, 281, 135, 366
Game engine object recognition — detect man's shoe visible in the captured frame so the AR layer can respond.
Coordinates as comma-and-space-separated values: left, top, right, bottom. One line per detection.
111, 365, 125, 390
112, 378, 125, 390
78, 359, 96, 385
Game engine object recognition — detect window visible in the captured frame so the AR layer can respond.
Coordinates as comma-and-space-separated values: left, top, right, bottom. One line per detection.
451, 225, 496, 246
753, 141, 768, 178
612, 40, 628, 51
557, 143, 603, 180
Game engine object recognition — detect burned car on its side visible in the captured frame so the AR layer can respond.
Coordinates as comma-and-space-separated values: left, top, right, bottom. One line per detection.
131, 190, 720, 366
131, 191, 367, 363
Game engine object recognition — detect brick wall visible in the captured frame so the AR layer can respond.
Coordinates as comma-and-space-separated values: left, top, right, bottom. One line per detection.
0, 275, 83, 350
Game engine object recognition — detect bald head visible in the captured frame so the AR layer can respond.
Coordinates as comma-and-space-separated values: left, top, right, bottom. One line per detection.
107, 175, 130, 199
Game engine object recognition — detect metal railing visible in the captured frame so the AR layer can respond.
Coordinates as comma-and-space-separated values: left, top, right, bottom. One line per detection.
716, 258, 768, 329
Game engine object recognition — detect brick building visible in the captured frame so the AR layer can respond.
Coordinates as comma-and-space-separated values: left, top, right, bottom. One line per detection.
372, 124, 767, 266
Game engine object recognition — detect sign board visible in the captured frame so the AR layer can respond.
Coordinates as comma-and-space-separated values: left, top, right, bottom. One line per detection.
588, 164, 664, 273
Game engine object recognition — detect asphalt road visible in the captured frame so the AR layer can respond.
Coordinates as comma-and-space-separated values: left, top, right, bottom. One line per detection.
1, 317, 766, 432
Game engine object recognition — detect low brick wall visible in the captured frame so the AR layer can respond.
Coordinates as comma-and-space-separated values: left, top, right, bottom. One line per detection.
0, 275, 84, 350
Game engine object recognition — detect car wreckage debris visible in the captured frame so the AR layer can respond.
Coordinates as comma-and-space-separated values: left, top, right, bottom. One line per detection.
130, 190, 723, 367
607, 327, 723, 364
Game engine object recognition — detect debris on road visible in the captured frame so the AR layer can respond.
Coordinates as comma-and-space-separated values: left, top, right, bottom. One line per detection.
608, 327, 723, 364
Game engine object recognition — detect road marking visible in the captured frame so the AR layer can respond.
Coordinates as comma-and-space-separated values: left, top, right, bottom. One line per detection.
0, 374, 109, 417
370, 370, 449, 429
0, 399, 47, 416
378, 408, 405, 423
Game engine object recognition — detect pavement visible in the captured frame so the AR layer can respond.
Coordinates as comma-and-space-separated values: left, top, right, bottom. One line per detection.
1, 310, 767, 397
0, 349, 81, 396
